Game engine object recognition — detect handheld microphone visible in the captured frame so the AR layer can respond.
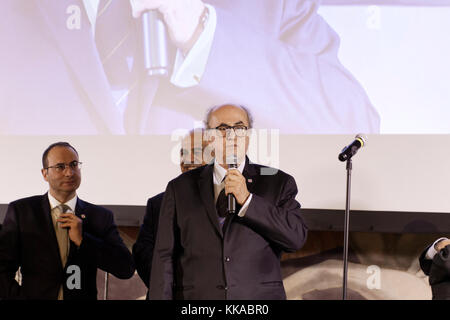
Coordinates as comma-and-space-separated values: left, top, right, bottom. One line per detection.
338, 134, 367, 162
226, 156, 238, 214
141, 10, 169, 77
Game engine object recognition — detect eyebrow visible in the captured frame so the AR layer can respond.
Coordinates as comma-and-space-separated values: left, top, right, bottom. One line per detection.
217, 121, 246, 127
48, 161, 77, 167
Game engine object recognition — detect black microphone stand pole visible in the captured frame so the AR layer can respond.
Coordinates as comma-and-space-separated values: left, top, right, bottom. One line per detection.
342, 158, 352, 300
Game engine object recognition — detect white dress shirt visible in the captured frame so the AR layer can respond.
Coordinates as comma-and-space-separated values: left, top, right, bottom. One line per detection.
213, 159, 252, 217
48, 193, 77, 249
48, 192, 77, 215
48, 192, 77, 246
47, 193, 77, 260
425, 237, 449, 260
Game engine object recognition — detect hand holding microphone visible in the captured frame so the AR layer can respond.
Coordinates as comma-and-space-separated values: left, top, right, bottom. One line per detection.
224, 167, 250, 213
130, 0, 206, 53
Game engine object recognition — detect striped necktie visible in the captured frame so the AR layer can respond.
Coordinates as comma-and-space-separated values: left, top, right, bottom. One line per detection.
55, 204, 71, 267
55, 204, 71, 300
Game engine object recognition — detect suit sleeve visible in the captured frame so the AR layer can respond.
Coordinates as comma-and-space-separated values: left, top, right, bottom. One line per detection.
240, 175, 307, 253
0, 203, 26, 299
132, 198, 159, 288
427, 245, 450, 286
148, 183, 176, 300
198, 0, 380, 133
433, 245, 450, 272
78, 210, 135, 280
419, 245, 433, 276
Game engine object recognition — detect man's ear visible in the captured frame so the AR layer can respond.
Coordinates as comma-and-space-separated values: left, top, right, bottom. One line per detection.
41, 168, 49, 182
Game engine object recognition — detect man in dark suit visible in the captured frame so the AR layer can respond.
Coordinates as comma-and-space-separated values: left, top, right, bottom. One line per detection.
0, 142, 134, 300
419, 238, 450, 300
148, 104, 308, 300
133, 128, 213, 291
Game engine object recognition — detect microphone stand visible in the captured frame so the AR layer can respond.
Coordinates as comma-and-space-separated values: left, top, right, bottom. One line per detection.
342, 158, 352, 300
104, 272, 109, 300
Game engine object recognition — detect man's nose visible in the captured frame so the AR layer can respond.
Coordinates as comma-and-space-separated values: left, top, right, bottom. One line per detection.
226, 129, 236, 140
63, 165, 75, 176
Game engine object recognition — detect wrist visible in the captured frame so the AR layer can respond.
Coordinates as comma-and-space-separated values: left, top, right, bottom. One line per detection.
240, 191, 250, 205
180, 5, 209, 55
74, 237, 83, 248
435, 239, 447, 251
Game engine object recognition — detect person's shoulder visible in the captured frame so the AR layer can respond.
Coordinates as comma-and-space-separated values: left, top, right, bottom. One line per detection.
148, 191, 165, 200
146, 191, 165, 206
172, 164, 211, 183
77, 199, 112, 216
9, 194, 46, 207
247, 162, 294, 181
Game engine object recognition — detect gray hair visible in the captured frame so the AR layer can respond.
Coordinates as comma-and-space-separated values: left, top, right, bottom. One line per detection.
204, 104, 254, 129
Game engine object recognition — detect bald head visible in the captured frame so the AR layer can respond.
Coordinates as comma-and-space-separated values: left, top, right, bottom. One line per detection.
204, 104, 252, 168
205, 104, 253, 129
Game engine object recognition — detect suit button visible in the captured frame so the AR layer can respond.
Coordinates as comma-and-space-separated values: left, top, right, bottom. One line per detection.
224, 286, 228, 290
225, 257, 231, 262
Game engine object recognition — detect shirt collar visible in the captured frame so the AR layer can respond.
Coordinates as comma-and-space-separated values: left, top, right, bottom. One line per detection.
213, 158, 245, 184
48, 192, 78, 212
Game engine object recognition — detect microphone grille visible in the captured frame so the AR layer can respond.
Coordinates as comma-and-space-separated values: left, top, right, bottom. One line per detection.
355, 134, 367, 147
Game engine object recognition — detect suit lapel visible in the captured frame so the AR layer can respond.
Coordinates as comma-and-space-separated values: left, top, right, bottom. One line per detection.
198, 164, 223, 238
74, 198, 88, 237
67, 198, 87, 259
37, 0, 125, 134
40, 194, 64, 271
242, 157, 259, 194
74, 198, 86, 219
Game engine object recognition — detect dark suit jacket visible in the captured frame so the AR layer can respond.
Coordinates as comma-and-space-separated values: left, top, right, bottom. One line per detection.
0, 194, 135, 300
419, 244, 450, 300
148, 159, 308, 300
132, 192, 165, 289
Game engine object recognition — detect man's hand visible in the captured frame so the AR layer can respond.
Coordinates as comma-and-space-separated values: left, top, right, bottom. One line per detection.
130, 0, 206, 54
224, 169, 250, 206
435, 239, 450, 252
58, 213, 83, 247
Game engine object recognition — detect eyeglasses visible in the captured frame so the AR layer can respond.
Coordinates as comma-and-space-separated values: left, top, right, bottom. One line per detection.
44, 161, 82, 172
212, 125, 248, 137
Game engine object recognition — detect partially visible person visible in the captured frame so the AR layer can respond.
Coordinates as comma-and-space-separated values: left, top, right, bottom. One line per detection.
0, 142, 135, 300
132, 129, 213, 292
419, 237, 450, 300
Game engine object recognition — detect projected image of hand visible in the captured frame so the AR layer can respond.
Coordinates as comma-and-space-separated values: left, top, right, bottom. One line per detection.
130, 0, 206, 52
